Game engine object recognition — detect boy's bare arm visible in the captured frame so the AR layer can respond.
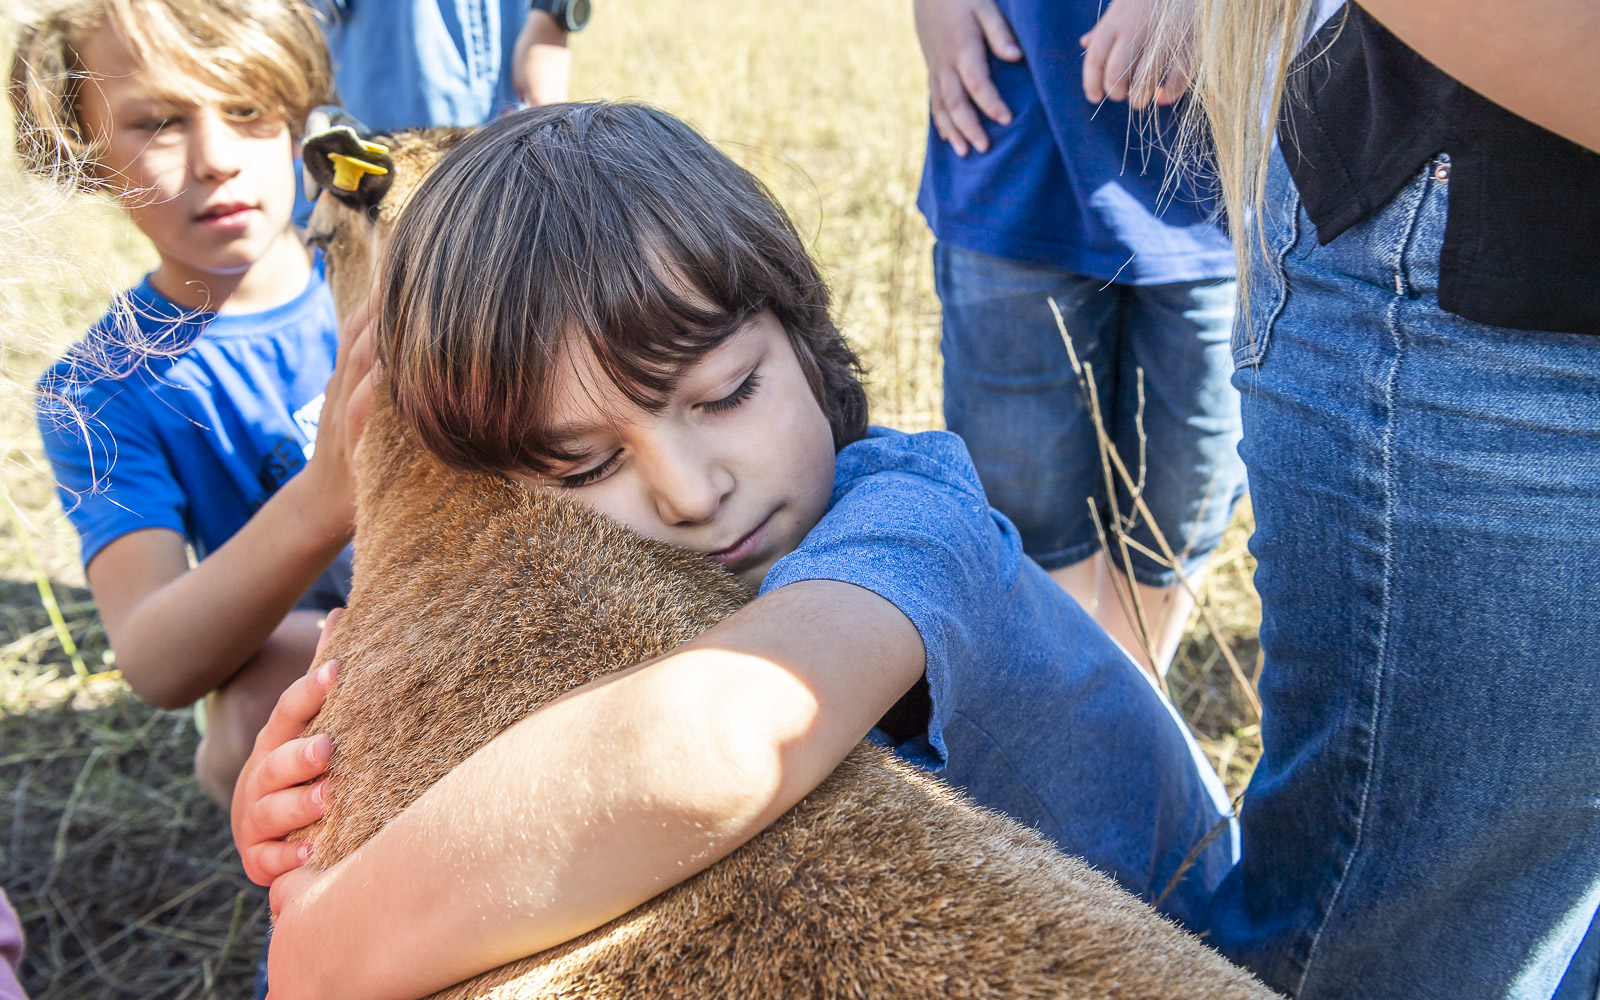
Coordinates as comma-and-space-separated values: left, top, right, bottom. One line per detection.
1358, 0, 1600, 153
87, 476, 350, 708
240, 579, 925, 1000
88, 309, 374, 709
512, 9, 571, 106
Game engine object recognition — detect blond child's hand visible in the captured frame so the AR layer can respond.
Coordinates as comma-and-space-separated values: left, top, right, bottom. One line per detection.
1081, 0, 1192, 109
300, 293, 378, 540
913, 0, 1023, 157
232, 609, 342, 888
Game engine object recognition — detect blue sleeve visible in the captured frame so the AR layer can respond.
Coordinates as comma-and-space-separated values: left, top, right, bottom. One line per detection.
36, 367, 188, 568
759, 429, 1024, 769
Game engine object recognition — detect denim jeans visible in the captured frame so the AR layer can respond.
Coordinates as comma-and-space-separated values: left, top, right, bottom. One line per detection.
1206, 148, 1600, 999
934, 244, 1245, 585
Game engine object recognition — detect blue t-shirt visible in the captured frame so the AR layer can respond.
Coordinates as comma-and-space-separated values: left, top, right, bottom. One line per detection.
916, 1, 1234, 285
762, 427, 1236, 929
36, 260, 351, 595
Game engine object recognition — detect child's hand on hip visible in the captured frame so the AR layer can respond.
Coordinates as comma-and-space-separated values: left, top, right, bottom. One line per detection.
913, 0, 1022, 156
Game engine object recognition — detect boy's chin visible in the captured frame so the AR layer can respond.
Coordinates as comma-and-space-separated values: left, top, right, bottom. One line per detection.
730, 554, 779, 590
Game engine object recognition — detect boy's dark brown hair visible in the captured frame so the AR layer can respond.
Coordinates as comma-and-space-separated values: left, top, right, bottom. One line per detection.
375, 102, 870, 476
9, 0, 331, 189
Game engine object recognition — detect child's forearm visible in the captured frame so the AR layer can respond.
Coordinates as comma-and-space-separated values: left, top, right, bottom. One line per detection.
1359, 0, 1600, 152
267, 580, 925, 1000
92, 471, 352, 708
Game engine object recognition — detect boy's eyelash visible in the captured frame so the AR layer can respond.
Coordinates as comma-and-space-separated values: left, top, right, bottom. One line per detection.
552, 372, 761, 488
555, 450, 623, 489
702, 372, 762, 414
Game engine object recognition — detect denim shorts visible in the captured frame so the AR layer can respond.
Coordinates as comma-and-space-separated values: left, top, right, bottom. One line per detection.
1205, 149, 1600, 1000
934, 244, 1245, 586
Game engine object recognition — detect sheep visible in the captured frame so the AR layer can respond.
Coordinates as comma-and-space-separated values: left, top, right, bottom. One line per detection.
291, 113, 1280, 1000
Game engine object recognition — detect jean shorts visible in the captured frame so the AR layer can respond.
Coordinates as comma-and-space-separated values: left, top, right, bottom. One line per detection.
934, 243, 1245, 586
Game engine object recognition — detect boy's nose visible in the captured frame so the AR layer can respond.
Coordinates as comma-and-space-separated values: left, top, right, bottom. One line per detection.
189, 112, 244, 181
646, 444, 735, 527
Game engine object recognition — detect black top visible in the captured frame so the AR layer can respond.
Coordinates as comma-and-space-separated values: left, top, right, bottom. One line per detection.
1279, 4, 1600, 335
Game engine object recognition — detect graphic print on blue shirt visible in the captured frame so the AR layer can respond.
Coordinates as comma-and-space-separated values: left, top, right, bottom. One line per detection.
36, 256, 341, 567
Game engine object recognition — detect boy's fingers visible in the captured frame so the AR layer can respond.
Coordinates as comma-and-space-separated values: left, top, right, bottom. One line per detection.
1128, 52, 1161, 108
249, 736, 334, 800
930, 73, 973, 156
956, 50, 1012, 126
1081, 29, 1110, 103
245, 836, 316, 888
253, 668, 337, 753
936, 70, 991, 153
1104, 36, 1136, 102
1156, 64, 1190, 105
974, 0, 1021, 62
249, 777, 329, 841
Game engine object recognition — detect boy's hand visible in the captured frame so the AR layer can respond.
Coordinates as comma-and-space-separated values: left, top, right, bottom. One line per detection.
1081, 0, 1192, 108
232, 610, 342, 887
302, 293, 378, 540
913, 0, 1023, 156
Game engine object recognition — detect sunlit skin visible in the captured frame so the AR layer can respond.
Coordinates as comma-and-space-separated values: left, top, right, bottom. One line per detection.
514, 310, 839, 588
75, 27, 310, 312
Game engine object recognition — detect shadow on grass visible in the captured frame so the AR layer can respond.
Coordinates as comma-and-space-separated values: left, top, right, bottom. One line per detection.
2, 581, 265, 1000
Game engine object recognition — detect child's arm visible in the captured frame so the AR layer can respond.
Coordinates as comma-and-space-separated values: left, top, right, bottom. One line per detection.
85, 314, 375, 709
237, 579, 925, 1000
511, 8, 572, 106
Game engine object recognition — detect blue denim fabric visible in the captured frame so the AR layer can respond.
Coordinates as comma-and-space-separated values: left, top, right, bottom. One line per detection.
1206, 148, 1600, 999
935, 243, 1246, 585
318, 1, 529, 133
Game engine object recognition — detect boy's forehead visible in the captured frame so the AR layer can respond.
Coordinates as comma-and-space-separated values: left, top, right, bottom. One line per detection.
77, 23, 234, 108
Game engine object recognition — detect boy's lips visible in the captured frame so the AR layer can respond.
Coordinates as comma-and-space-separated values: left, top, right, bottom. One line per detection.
195, 202, 257, 230
709, 513, 772, 570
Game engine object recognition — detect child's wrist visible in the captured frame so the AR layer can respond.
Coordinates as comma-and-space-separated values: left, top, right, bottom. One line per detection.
277, 469, 355, 553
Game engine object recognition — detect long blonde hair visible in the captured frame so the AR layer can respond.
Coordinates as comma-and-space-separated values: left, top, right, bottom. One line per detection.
1148, 0, 1323, 306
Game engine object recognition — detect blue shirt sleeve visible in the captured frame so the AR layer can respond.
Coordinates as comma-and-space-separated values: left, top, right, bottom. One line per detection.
36, 365, 189, 568
758, 428, 1239, 928
759, 428, 1024, 769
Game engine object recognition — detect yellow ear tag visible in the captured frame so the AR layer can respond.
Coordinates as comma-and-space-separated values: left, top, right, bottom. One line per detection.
327, 144, 390, 191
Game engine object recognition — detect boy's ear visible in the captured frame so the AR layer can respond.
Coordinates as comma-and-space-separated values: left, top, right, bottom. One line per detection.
302, 105, 395, 211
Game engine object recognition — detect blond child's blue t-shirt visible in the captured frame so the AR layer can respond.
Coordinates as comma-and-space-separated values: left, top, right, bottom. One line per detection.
36, 257, 352, 599
761, 427, 1237, 930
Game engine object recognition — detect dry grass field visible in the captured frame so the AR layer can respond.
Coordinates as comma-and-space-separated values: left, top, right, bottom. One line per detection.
0, 1, 1262, 997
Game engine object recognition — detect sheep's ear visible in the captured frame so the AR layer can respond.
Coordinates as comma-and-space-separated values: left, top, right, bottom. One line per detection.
302, 105, 395, 210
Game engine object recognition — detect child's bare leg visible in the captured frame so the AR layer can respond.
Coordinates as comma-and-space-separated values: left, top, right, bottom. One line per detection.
1048, 554, 1204, 683
195, 609, 328, 808
1047, 556, 1100, 615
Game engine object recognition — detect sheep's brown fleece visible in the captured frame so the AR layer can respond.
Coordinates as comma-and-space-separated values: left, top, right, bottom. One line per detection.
293, 122, 1279, 1000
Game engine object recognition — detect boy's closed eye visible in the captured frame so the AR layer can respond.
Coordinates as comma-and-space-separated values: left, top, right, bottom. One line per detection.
549, 370, 765, 490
